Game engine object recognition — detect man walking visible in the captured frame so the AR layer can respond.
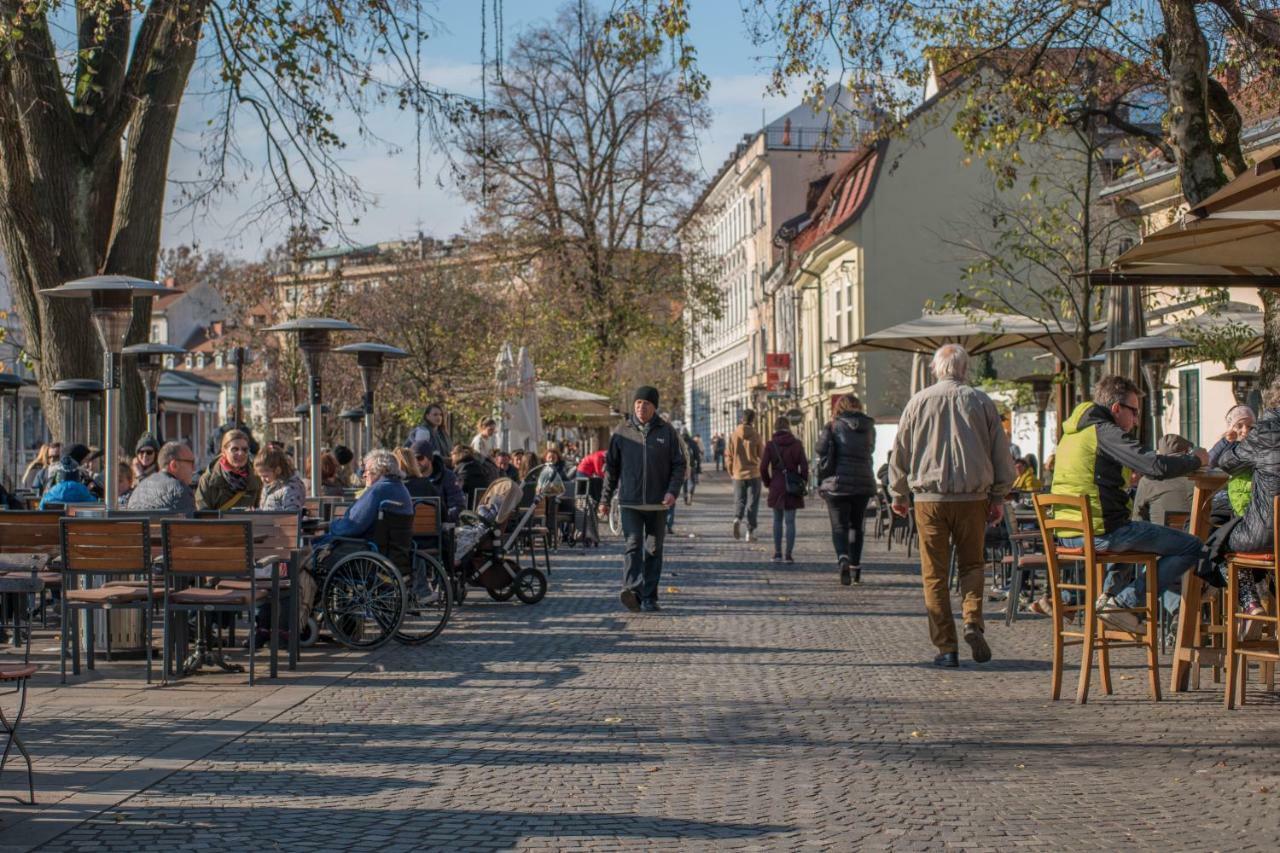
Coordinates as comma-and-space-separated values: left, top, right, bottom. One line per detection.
890, 344, 1015, 667
725, 409, 764, 542
601, 387, 686, 612
713, 433, 726, 472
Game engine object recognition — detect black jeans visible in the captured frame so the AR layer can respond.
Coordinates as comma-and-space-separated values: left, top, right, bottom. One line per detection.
621, 508, 668, 603
733, 478, 761, 530
826, 494, 872, 564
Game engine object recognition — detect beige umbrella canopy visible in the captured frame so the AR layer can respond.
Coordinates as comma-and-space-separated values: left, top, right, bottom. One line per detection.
1089, 153, 1280, 288
833, 310, 1102, 362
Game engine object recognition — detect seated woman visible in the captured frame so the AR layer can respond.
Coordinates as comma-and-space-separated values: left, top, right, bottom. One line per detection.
196, 430, 262, 511
255, 447, 306, 512
1215, 391, 1277, 617
323, 449, 414, 542
39, 456, 97, 509
394, 448, 439, 500
319, 451, 347, 497
1011, 455, 1042, 493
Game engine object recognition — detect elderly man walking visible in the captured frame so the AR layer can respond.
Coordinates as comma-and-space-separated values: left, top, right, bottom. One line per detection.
890, 344, 1015, 667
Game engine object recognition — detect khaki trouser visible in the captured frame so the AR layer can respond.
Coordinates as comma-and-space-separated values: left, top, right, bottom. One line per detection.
914, 499, 987, 653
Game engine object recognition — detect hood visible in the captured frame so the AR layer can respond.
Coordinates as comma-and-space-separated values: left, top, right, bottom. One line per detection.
1061, 401, 1112, 435
735, 423, 758, 440
772, 431, 798, 447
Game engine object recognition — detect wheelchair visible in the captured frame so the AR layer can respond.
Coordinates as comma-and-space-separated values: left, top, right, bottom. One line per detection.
304, 500, 452, 649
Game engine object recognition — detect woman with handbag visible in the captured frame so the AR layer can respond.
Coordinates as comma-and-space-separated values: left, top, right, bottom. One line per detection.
760, 416, 809, 563
815, 394, 877, 586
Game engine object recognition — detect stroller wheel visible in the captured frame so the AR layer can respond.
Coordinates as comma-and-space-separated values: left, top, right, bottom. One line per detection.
452, 575, 468, 605
514, 567, 548, 604
487, 584, 516, 602
485, 557, 521, 601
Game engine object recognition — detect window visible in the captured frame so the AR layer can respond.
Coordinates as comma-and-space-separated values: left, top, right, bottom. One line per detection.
1178, 369, 1200, 447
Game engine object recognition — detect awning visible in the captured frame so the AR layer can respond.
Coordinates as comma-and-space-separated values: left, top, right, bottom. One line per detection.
536, 382, 613, 420
1088, 154, 1280, 287
833, 311, 1102, 361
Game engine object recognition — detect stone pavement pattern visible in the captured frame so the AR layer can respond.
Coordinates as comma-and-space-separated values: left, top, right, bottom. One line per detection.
4, 473, 1280, 850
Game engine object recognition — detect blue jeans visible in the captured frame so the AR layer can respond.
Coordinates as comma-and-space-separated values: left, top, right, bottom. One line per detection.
621, 509, 667, 603
733, 478, 761, 531
773, 508, 796, 557
1063, 520, 1203, 613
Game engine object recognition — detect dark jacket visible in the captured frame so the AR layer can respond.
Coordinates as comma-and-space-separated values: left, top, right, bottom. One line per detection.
682, 432, 703, 473
1218, 408, 1280, 553
761, 431, 809, 510
324, 477, 414, 542
195, 458, 263, 511
1051, 402, 1200, 535
404, 475, 439, 500
816, 411, 877, 497
454, 456, 497, 504
426, 454, 466, 521
601, 414, 686, 509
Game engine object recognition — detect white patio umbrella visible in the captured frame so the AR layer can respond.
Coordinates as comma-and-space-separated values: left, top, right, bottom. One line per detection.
505, 346, 543, 452
834, 310, 1102, 363
495, 342, 517, 450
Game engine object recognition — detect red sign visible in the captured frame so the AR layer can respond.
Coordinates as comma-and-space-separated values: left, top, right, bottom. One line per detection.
766, 353, 791, 392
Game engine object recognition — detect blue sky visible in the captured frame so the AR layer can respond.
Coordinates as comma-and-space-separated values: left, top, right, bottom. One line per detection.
161, 1, 797, 256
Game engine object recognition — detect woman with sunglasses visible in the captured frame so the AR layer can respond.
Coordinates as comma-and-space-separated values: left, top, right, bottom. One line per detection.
132, 434, 161, 482
196, 429, 262, 511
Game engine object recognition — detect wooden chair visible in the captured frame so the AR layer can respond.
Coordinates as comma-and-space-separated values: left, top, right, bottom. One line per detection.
1002, 502, 1049, 626
160, 519, 272, 686
0, 511, 64, 637
1033, 493, 1164, 703
0, 661, 36, 804
218, 511, 303, 674
1223, 495, 1280, 709
58, 518, 155, 683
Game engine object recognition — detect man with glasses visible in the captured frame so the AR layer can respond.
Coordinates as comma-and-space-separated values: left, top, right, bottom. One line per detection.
126, 441, 198, 515
1052, 375, 1208, 633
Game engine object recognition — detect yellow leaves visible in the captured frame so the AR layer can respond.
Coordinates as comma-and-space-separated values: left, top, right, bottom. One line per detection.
604, 716, 623, 724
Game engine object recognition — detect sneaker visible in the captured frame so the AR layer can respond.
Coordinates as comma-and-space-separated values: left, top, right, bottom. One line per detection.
746, 530, 757, 543
933, 651, 959, 668
852, 567, 862, 585
963, 623, 992, 663
839, 556, 851, 586
771, 553, 783, 563
732, 519, 742, 540
641, 600, 662, 612
1094, 594, 1142, 634
620, 589, 641, 612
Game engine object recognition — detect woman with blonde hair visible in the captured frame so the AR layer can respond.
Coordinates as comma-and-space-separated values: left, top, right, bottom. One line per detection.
22, 442, 60, 490
196, 429, 262, 510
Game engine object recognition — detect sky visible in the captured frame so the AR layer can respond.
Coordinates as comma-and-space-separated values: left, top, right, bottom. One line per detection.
160, 0, 798, 257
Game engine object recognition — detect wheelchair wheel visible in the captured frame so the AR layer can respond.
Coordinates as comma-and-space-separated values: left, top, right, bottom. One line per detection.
397, 554, 452, 646
608, 496, 622, 536
514, 567, 548, 604
322, 552, 405, 649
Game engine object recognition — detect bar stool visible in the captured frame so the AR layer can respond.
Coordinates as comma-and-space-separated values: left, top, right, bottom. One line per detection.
1223, 495, 1280, 709
1033, 494, 1164, 703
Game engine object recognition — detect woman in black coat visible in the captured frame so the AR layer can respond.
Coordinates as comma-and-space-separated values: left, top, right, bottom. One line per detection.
815, 394, 878, 586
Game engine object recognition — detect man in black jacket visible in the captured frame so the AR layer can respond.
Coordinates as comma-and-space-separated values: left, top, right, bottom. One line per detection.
601, 386, 686, 612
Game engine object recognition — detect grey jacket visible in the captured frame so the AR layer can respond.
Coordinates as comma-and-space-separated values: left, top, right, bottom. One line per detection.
260, 474, 307, 512
126, 471, 197, 516
889, 378, 1015, 502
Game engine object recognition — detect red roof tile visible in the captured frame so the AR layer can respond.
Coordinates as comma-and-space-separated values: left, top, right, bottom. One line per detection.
788, 144, 883, 261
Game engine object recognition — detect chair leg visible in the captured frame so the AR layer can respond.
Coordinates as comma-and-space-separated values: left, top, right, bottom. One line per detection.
59, 595, 68, 684
270, 572, 281, 680
1050, 611, 1064, 701
1098, 639, 1114, 695
1077, 611, 1096, 705
1146, 568, 1162, 701
1005, 568, 1021, 627
144, 605, 153, 685
85, 609, 95, 671
1225, 566, 1238, 709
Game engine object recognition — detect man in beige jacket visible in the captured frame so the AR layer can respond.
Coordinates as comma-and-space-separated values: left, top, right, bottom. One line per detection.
890, 344, 1015, 668
725, 409, 764, 541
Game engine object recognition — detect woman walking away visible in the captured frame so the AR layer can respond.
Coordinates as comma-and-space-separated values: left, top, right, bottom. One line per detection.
761, 416, 808, 563
816, 394, 877, 586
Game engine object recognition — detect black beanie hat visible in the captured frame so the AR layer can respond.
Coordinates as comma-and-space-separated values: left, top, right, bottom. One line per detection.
66, 443, 91, 464
334, 445, 354, 466
135, 433, 160, 454
633, 386, 660, 407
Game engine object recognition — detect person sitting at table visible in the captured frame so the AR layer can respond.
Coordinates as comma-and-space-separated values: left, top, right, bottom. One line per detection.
393, 448, 436, 501
196, 430, 262, 511
317, 449, 414, 544
39, 454, 97, 509
414, 441, 465, 521
1206, 404, 1256, 526
1212, 387, 1280, 618
1052, 375, 1207, 633
494, 449, 519, 481
126, 442, 198, 515
132, 433, 160, 482
117, 459, 137, 508
452, 444, 497, 505
255, 447, 306, 512
1011, 456, 1042, 493
319, 451, 347, 497
1131, 434, 1196, 527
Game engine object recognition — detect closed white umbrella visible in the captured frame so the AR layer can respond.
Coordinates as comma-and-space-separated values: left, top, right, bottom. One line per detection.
495, 342, 517, 450
515, 346, 543, 452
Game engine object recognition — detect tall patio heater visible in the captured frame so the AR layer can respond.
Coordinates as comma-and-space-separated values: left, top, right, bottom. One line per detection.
122, 343, 186, 437
44, 275, 172, 506
339, 408, 366, 459
50, 379, 104, 451
1207, 370, 1260, 407
0, 373, 26, 490
334, 342, 408, 454
1106, 335, 1194, 443
293, 402, 332, 483
266, 319, 358, 496
1013, 373, 1055, 467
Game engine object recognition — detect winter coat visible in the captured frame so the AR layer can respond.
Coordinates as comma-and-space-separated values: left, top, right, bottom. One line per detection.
1218, 407, 1280, 553
406, 424, 452, 464
126, 471, 197, 516
195, 458, 262, 511
760, 431, 809, 510
815, 411, 877, 498
601, 414, 686, 509
426, 455, 466, 521
39, 480, 96, 509
1050, 401, 1200, 536
454, 457, 497, 505
404, 475, 440, 501
682, 432, 703, 473
259, 474, 307, 512
725, 424, 763, 481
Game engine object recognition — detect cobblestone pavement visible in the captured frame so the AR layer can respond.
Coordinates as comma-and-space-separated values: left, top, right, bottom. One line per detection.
5, 473, 1280, 851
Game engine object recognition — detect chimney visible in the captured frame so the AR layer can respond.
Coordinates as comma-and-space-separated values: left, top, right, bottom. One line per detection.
211, 320, 224, 337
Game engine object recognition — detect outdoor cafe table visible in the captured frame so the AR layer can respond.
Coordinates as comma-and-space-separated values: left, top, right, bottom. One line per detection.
1170, 468, 1230, 693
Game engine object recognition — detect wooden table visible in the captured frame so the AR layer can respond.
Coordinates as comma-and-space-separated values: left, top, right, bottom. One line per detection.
1170, 469, 1230, 693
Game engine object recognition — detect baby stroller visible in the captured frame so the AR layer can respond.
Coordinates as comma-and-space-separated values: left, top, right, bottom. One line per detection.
452, 470, 558, 604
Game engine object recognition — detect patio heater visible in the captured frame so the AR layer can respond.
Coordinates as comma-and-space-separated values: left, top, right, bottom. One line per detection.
339, 407, 365, 458
51, 379, 104, 450
230, 346, 250, 427
334, 342, 408, 453
1013, 374, 1055, 467
266, 319, 358, 496
1106, 335, 1194, 443
1206, 369, 1260, 407
0, 373, 25, 490
44, 275, 172, 506
122, 343, 186, 437
292, 402, 332, 482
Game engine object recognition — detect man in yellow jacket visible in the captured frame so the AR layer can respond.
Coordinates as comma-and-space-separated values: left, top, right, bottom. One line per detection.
725, 409, 764, 541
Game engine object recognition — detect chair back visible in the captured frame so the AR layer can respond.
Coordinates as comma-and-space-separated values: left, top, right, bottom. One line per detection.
160, 519, 254, 579
303, 496, 343, 521
412, 498, 441, 537
60, 518, 151, 577
0, 510, 63, 557
1032, 493, 1097, 602
331, 502, 351, 520
247, 511, 303, 553
370, 512, 413, 570
65, 504, 109, 518
1163, 510, 1191, 531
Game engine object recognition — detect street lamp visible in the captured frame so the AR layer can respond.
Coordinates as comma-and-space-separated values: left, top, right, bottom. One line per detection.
1206, 369, 1260, 407
339, 407, 366, 459
1013, 373, 1055, 467
266, 318, 359, 496
334, 342, 408, 454
1106, 335, 1194, 443
0, 373, 27, 491
43, 275, 172, 505
122, 343, 186, 437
